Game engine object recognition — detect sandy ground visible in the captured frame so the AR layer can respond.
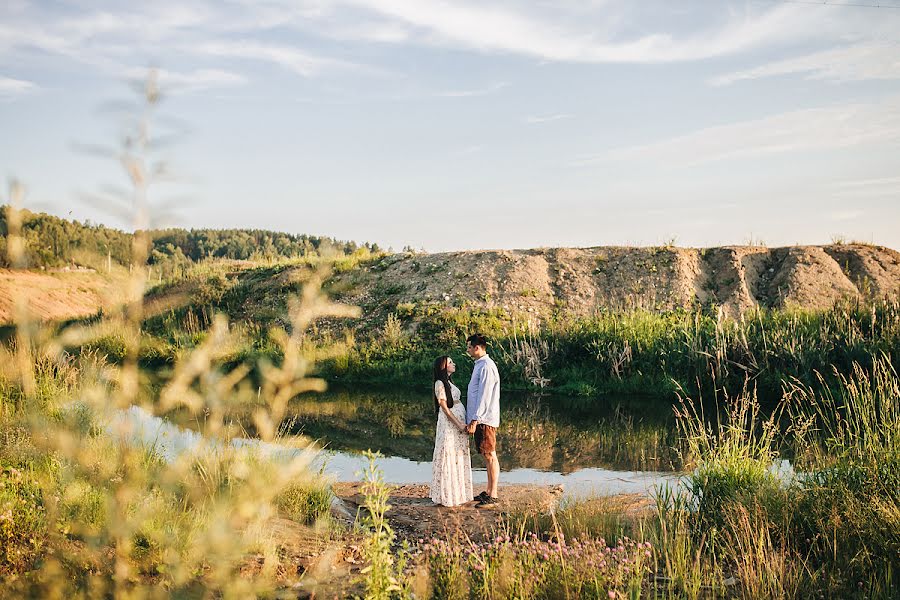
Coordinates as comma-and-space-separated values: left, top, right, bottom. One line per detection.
0, 269, 127, 324
330, 243, 900, 322
332, 482, 568, 543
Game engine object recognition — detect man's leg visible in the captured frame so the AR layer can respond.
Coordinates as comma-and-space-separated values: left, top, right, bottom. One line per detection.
487, 451, 500, 498
479, 452, 490, 497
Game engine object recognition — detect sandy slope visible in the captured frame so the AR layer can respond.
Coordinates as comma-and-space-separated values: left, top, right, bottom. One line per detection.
3, 244, 898, 326
0, 269, 127, 324
331, 244, 900, 320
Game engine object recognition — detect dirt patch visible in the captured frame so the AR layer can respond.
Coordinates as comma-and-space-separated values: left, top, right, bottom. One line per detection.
0, 269, 128, 324
333, 482, 566, 543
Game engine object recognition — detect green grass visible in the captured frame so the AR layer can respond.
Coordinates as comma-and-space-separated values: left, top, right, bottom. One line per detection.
311, 296, 900, 403
0, 464, 46, 573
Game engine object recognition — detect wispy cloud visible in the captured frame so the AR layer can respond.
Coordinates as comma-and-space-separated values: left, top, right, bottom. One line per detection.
435, 81, 508, 97
452, 144, 484, 155
123, 67, 247, 93
343, 0, 820, 63
712, 42, 900, 86
194, 40, 356, 77
0, 76, 35, 97
577, 97, 900, 167
525, 113, 572, 124
834, 176, 900, 189
829, 209, 864, 222
830, 175, 900, 199
0, 3, 362, 83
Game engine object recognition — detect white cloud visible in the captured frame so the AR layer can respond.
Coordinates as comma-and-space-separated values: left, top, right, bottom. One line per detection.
833, 176, 900, 189
0, 3, 359, 82
0, 76, 35, 96
579, 97, 900, 167
194, 40, 354, 77
525, 113, 572, 124
342, 0, 819, 63
123, 67, 247, 93
712, 42, 900, 85
829, 210, 864, 221
830, 175, 900, 199
435, 81, 508, 97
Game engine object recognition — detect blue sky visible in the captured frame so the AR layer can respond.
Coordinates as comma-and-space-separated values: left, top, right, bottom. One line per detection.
1, 0, 899, 251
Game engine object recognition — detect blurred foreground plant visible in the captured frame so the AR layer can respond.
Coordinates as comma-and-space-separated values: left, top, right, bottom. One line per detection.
356, 451, 411, 600
0, 73, 359, 597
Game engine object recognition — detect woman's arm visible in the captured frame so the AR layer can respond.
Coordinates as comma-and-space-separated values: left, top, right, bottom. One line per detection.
436, 382, 466, 432
437, 396, 466, 432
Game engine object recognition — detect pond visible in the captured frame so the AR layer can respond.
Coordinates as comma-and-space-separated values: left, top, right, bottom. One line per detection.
283, 386, 684, 497
116, 385, 687, 498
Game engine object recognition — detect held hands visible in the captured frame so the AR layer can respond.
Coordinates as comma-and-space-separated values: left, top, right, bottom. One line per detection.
465, 421, 478, 434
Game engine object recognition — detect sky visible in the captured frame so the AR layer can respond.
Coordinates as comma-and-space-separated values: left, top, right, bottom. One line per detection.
1, 0, 899, 252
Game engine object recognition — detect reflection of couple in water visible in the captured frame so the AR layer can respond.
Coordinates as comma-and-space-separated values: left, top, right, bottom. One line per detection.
429, 333, 501, 508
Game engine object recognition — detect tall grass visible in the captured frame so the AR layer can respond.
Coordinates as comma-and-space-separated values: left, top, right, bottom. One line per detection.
313, 296, 900, 403
0, 75, 360, 596
655, 356, 899, 599
493, 356, 899, 599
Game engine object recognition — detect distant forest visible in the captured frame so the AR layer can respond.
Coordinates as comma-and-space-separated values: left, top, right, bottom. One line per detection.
0, 206, 380, 270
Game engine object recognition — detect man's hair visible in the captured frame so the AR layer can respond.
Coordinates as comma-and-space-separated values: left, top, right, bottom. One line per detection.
466, 333, 488, 349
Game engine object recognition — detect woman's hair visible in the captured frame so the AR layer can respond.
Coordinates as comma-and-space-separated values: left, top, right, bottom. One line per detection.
432, 355, 455, 414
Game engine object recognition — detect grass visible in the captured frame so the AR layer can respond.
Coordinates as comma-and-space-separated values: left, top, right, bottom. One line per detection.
449, 356, 899, 599
309, 296, 900, 404
418, 531, 652, 599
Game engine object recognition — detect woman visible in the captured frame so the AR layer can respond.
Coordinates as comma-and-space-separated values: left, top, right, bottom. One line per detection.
429, 355, 473, 507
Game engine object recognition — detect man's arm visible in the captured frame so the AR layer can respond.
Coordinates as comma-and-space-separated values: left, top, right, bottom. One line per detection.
472, 363, 497, 423
467, 363, 482, 426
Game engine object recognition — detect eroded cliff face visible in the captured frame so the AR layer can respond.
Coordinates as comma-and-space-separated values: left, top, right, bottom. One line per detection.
4, 244, 898, 327
331, 244, 900, 320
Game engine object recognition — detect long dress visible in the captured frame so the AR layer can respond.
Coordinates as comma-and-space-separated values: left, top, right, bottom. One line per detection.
429, 381, 473, 507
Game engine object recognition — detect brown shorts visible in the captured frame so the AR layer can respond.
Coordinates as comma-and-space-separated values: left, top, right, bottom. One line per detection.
474, 424, 497, 455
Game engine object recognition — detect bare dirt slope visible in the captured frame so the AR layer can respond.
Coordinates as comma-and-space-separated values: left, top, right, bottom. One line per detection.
3, 244, 898, 326
332, 244, 900, 320
0, 269, 128, 324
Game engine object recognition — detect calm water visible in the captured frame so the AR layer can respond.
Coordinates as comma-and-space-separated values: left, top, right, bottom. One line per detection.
283, 386, 684, 497
118, 385, 685, 497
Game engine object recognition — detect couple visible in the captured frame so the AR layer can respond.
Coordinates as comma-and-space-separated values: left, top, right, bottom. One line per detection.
429, 333, 501, 508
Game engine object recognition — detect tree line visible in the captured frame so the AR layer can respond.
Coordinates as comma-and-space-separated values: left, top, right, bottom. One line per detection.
0, 206, 380, 270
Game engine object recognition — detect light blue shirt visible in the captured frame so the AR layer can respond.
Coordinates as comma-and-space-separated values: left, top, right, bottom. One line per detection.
466, 354, 500, 427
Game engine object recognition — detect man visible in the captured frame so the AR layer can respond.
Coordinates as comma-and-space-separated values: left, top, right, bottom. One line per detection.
465, 333, 501, 507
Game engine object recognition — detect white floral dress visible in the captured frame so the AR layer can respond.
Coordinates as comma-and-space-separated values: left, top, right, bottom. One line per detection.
429, 381, 473, 507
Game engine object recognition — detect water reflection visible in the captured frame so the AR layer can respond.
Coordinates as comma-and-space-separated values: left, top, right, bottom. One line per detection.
316, 450, 680, 498
106, 404, 681, 498
287, 387, 684, 474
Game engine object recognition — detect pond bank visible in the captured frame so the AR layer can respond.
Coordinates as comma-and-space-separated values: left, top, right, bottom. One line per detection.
331, 482, 651, 544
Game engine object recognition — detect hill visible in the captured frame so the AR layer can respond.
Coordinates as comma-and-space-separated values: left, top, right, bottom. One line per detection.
329, 244, 900, 322
3, 242, 899, 327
